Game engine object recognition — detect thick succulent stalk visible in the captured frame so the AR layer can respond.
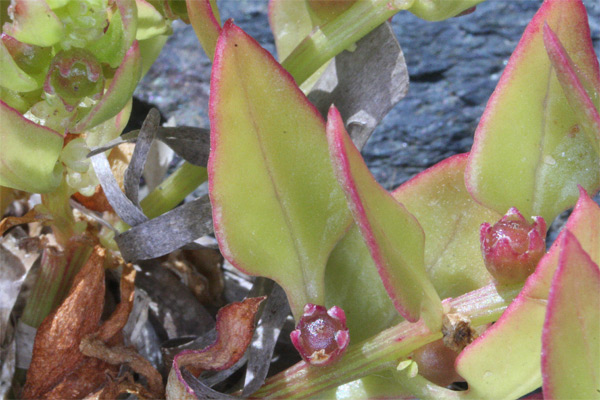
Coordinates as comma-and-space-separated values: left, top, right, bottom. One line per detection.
140, 163, 208, 219
252, 283, 521, 398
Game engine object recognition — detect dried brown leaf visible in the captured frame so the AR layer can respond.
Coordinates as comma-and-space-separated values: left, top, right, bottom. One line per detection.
166, 297, 265, 400
40, 356, 119, 400
23, 248, 142, 399
80, 336, 163, 398
72, 185, 113, 213
161, 252, 211, 304
108, 142, 135, 193
23, 246, 106, 399
0, 208, 51, 236
182, 249, 224, 304
83, 374, 155, 400
96, 262, 136, 341
72, 142, 135, 213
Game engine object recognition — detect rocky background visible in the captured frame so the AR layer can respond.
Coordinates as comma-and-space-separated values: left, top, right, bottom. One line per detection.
134, 0, 600, 191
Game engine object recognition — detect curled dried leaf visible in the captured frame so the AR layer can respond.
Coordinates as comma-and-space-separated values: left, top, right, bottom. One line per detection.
80, 336, 163, 398
23, 247, 142, 399
0, 208, 51, 236
166, 297, 265, 399
96, 262, 136, 341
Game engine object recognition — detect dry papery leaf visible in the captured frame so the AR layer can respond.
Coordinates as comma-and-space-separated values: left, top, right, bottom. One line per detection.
0, 208, 51, 236
166, 297, 265, 400
22, 246, 152, 399
82, 373, 155, 400
160, 249, 225, 306
72, 142, 136, 213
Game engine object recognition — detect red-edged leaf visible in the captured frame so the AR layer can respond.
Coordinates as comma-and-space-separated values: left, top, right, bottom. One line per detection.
456, 187, 600, 399
166, 297, 264, 399
465, 0, 600, 224
208, 21, 351, 318
0, 100, 64, 193
326, 106, 441, 330
186, 0, 221, 60
72, 42, 141, 133
3, 0, 63, 47
543, 23, 600, 155
541, 231, 599, 399
393, 153, 498, 298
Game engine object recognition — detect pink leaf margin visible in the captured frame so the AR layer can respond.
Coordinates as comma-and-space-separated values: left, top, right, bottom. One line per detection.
455, 186, 600, 375
72, 41, 141, 133
207, 20, 331, 278
542, 22, 600, 153
186, 0, 222, 60
326, 105, 424, 323
392, 152, 469, 196
465, 0, 600, 198
541, 230, 600, 398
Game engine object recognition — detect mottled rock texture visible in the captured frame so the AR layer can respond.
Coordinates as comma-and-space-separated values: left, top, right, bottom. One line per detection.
134, 0, 599, 190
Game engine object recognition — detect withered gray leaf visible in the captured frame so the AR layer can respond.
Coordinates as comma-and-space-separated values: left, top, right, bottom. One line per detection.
157, 127, 211, 167
115, 196, 213, 261
308, 22, 408, 150
201, 353, 248, 388
0, 335, 15, 399
124, 108, 160, 207
90, 152, 148, 226
88, 126, 211, 167
182, 369, 238, 400
136, 260, 214, 343
0, 232, 41, 344
86, 130, 139, 158
123, 287, 163, 369
243, 283, 290, 396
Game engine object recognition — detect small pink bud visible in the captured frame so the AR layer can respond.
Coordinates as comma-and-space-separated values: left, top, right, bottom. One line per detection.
290, 304, 349, 366
480, 207, 547, 284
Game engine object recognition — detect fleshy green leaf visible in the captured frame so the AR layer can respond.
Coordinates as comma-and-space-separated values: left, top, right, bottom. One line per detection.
268, 0, 313, 62
326, 105, 441, 330
186, 0, 221, 60
138, 33, 168, 77
408, 0, 483, 21
325, 225, 400, 343
3, 0, 63, 47
135, 0, 169, 41
325, 154, 498, 343
543, 23, 600, 156
465, 0, 600, 224
87, 0, 138, 68
455, 187, 600, 399
72, 42, 141, 133
0, 39, 38, 92
0, 101, 64, 193
208, 21, 351, 319
541, 231, 599, 399
268, 0, 330, 91
392, 153, 498, 298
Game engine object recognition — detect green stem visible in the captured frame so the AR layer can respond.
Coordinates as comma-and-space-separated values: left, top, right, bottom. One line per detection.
140, 162, 207, 219
41, 179, 76, 246
251, 284, 521, 398
282, 0, 415, 85
21, 239, 93, 328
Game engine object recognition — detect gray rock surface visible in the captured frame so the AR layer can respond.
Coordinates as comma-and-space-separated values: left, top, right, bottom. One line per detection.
135, 0, 600, 190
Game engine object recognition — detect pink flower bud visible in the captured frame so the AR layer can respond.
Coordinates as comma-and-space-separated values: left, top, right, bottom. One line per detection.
290, 304, 349, 366
480, 207, 546, 284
